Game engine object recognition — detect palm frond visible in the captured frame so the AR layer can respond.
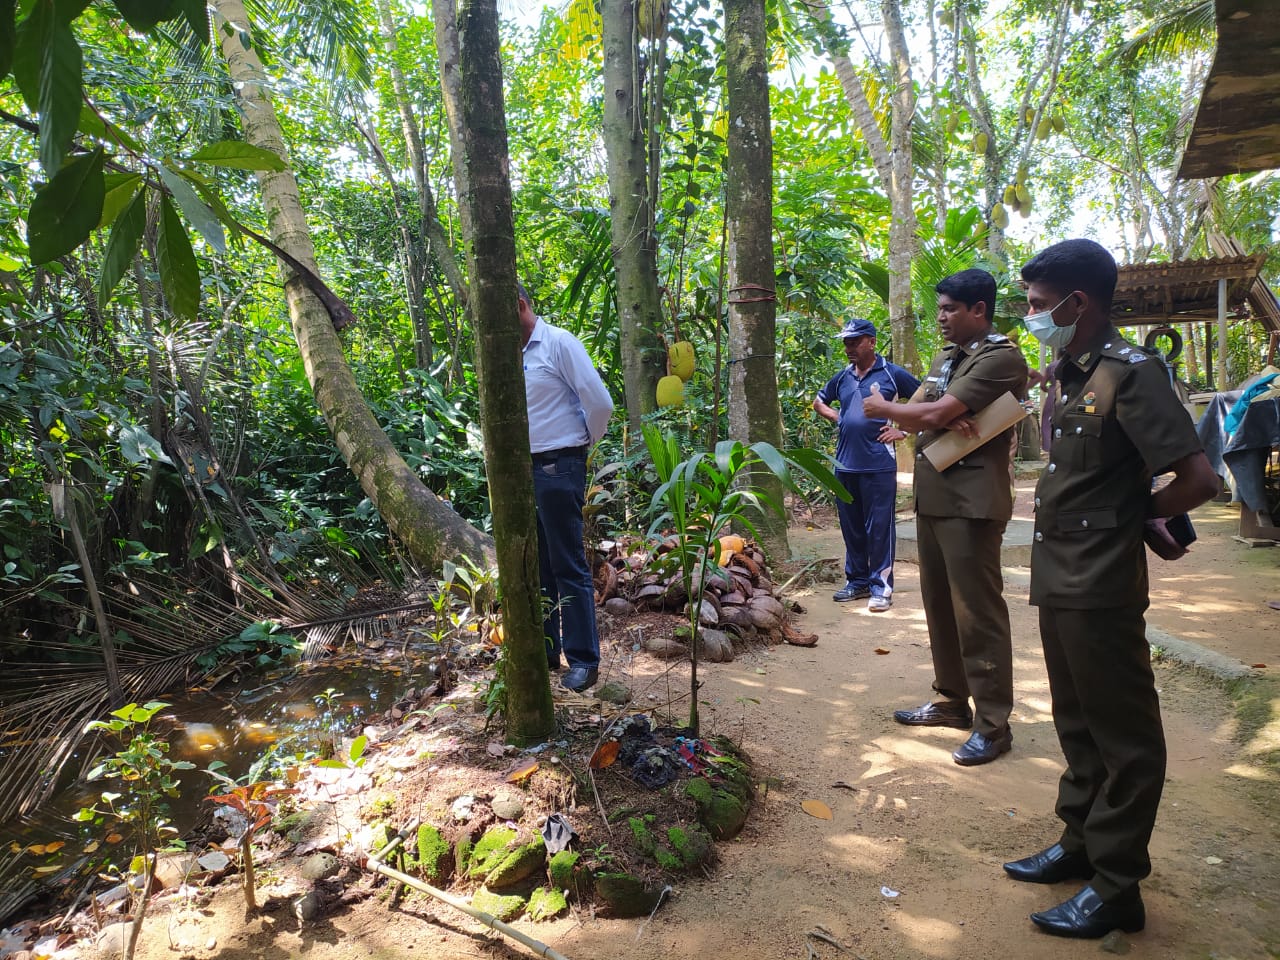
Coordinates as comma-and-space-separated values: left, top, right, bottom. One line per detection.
1108, 0, 1214, 69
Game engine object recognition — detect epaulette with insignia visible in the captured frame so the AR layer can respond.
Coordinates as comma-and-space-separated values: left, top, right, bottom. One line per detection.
1128, 352, 1147, 363
985, 332, 1009, 343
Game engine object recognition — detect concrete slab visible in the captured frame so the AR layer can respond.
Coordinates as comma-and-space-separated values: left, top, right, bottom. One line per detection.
895, 515, 1035, 565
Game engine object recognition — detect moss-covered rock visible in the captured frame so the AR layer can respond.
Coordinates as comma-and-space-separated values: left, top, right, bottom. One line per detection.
470, 886, 527, 922
526, 886, 568, 921
485, 836, 546, 890
628, 815, 658, 855
415, 823, 452, 884
683, 776, 749, 840
546, 849, 592, 899
368, 822, 391, 858
467, 825, 518, 878
665, 823, 712, 870
594, 872, 668, 918
454, 833, 474, 877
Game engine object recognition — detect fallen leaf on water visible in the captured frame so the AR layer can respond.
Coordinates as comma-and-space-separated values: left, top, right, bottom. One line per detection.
588, 740, 620, 770
9, 841, 22, 853
801, 799, 833, 820
83, 840, 100, 854
105, 834, 123, 845
873, 647, 890, 655
503, 759, 539, 783
31, 865, 61, 876
43, 841, 64, 854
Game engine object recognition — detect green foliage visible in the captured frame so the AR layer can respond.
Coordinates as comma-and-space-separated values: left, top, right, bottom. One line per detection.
642, 424, 847, 732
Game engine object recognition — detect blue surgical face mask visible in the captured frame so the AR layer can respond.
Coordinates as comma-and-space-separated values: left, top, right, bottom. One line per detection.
1023, 294, 1078, 351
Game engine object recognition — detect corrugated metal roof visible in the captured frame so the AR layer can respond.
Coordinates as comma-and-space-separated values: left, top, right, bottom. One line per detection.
1112, 254, 1279, 332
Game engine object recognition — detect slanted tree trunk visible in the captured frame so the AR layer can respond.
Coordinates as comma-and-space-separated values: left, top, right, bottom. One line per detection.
457, 0, 555, 744
724, 0, 787, 561
210, 0, 491, 571
601, 0, 665, 433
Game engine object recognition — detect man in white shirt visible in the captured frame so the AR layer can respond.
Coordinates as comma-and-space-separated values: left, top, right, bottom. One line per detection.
519, 285, 614, 692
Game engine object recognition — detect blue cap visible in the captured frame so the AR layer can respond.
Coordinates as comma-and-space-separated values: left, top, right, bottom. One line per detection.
836, 317, 876, 340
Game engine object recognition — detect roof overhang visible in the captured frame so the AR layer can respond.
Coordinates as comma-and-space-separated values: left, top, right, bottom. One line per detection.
1111, 254, 1268, 326
1177, 0, 1280, 180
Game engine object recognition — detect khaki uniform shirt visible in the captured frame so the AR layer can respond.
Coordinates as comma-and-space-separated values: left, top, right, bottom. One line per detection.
913, 331, 1029, 521
1029, 327, 1203, 608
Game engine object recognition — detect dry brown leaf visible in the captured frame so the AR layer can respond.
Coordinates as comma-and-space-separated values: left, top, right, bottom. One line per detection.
503, 758, 539, 783
873, 647, 890, 655
1252, 663, 1267, 669
486, 742, 506, 757
105, 833, 123, 845
801, 799, 833, 820
588, 740, 620, 770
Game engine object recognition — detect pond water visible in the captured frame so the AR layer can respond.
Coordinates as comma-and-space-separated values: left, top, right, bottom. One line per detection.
0, 644, 455, 925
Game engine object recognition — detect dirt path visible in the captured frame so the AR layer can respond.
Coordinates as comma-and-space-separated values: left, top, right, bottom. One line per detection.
128, 513, 1280, 960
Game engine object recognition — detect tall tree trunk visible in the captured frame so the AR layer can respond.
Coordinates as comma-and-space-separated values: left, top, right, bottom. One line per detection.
805, 0, 919, 372
210, 0, 491, 571
725, 0, 787, 561
601, 0, 664, 434
457, 0, 555, 744
882, 0, 919, 373
433, 0, 473, 249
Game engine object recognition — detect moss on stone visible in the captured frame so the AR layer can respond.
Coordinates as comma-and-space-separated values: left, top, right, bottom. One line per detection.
666, 823, 712, 870
368, 822, 391, 858
683, 776, 749, 840
593, 872, 668, 918
485, 836, 546, 889
470, 886, 526, 922
653, 848, 682, 872
525, 886, 568, 921
467, 825, 518, 878
415, 823, 451, 884
628, 815, 658, 855
547, 850, 579, 888
454, 834, 474, 877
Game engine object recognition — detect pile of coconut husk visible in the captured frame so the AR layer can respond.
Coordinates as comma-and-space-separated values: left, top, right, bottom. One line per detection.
592, 534, 817, 660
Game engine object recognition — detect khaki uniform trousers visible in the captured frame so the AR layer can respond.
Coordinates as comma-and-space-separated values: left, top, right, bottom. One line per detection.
916, 515, 1013, 738
1039, 603, 1165, 901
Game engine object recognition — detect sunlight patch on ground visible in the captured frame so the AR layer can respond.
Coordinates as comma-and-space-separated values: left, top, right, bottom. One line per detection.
891, 911, 964, 952
870, 736, 952, 769
1226, 762, 1276, 781
827, 832, 897, 870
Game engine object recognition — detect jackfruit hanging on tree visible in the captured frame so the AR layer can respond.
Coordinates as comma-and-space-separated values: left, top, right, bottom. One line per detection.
668, 341, 695, 381
656, 374, 685, 408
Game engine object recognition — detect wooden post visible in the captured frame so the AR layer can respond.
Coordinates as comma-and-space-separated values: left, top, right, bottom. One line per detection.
1217, 277, 1228, 389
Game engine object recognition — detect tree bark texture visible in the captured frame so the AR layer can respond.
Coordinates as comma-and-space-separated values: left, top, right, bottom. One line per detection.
457, 0, 556, 743
724, 0, 788, 561
601, 0, 665, 434
433, 0, 474, 249
210, 0, 492, 572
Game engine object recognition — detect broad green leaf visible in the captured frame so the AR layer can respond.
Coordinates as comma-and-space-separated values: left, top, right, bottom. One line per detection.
178, 0, 208, 37
97, 187, 145, 307
56, 0, 93, 23
156, 193, 200, 319
0, 0, 15, 79
180, 170, 243, 241
0, 254, 21, 271
155, 163, 224, 253
27, 146, 104, 264
98, 171, 142, 229
38, 16, 84, 175
11, 3, 50, 111
117, 423, 172, 465
349, 735, 368, 763
190, 140, 287, 172
110, 0, 179, 31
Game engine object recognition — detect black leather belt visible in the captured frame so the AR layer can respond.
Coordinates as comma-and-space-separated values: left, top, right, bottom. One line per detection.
531, 445, 587, 464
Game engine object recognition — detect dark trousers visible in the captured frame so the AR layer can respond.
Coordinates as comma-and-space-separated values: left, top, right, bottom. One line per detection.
532, 451, 599, 670
1038, 603, 1165, 900
836, 470, 897, 598
916, 515, 1013, 737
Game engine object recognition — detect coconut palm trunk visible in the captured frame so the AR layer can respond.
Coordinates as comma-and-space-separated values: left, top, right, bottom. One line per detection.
210, 0, 491, 571
724, 0, 788, 561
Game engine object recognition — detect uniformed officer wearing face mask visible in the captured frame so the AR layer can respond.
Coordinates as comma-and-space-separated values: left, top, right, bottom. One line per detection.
1004, 239, 1219, 940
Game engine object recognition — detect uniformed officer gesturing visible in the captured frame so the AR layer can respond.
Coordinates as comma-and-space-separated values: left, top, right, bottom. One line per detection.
862, 268, 1029, 766
1004, 240, 1218, 939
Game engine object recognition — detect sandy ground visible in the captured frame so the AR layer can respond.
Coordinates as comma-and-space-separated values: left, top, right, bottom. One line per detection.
120, 495, 1280, 960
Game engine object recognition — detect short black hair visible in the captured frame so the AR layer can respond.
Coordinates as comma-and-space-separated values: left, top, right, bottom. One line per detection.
936, 269, 997, 322
1020, 239, 1118, 310
517, 282, 532, 305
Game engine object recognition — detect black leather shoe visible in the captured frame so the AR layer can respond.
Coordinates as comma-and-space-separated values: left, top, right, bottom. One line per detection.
893, 700, 973, 728
1030, 885, 1145, 938
833, 584, 871, 602
1004, 843, 1092, 884
561, 666, 599, 692
952, 728, 1012, 765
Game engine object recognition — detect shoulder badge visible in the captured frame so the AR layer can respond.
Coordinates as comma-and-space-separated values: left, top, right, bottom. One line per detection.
985, 332, 1009, 343
1128, 352, 1147, 364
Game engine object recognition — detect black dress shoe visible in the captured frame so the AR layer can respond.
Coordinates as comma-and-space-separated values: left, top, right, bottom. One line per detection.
1004, 843, 1092, 884
1030, 885, 1145, 938
892, 700, 973, 728
952, 728, 1012, 766
833, 583, 871, 602
561, 666, 599, 692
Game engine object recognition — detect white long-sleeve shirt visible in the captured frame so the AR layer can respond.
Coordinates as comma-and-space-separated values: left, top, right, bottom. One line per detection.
522, 317, 614, 453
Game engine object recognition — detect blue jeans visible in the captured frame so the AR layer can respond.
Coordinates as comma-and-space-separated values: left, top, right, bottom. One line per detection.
836, 469, 897, 599
531, 452, 600, 669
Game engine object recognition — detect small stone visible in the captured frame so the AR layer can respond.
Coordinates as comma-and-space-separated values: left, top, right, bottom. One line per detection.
594, 681, 632, 706
452, 795, 476, 821
96, 922, 132, 953
300, 852, 341, 881
197, 851, 231, 873
1100, 930, 1130, 954
205, 937, 218, 950
491, 792, 524, 821
603, 598, 636, 617
153, 852, 201, 889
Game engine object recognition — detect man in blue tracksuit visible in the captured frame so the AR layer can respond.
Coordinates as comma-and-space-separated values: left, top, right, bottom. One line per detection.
813, 318, 920, 612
